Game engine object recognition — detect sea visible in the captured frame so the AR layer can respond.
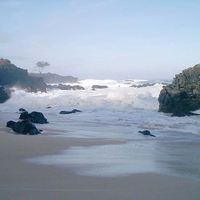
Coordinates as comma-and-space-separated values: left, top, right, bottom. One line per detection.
2, 78, 200, 181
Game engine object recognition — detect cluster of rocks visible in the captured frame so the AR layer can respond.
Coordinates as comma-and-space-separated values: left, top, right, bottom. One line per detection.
158, 64, 200, 116
130, 83, 155, 88
47, 84, 109, 91
0, 58, 112, 104
19, 110, 48, 124
47, 84, 85, 90
6, 108, 156, 138
6, 109, 48, 135
6, 108, 82, 135
0, 58, 84, 103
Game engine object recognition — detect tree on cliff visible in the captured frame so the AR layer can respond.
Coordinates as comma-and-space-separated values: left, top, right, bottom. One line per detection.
35, 61, 50, 74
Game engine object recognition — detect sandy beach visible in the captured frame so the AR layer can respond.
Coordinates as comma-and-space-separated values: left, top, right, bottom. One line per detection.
1, 112, 200, 200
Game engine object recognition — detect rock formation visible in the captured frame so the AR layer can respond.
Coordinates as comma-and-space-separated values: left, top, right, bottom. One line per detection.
158, 64, 200, 116
0, 58, 47, 94
57, 84, 85, 90
92, 85, 108, 90
30, 72, 78, 83
0, 86, 11, 103
138, 130, 156, 137
6, 120, 41, 135
130, 83, 155, 88
19, 111, 48, 124
59, 109, 81, 114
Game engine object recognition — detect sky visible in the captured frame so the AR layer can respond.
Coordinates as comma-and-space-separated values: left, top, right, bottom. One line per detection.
1, 0, 200, 80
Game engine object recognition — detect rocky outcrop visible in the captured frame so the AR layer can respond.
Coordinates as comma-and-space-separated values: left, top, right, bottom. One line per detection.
6, 120, 41, 135
0, 58, 27, 86
138, 130, 156, 137
19, 111, 48, 124
0, 86, 11, 103
17, 76, 46, 93
130, 83, 155, 88
0, 58, 47, 93
30, 72, 78, 83
47, 84, 84, 90
59, 109, 81, 114
57, 84, 85, 90
158, 64, 200, 116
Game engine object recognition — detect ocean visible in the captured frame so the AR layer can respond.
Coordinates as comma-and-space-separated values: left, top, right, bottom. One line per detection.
2, 78, 200, 181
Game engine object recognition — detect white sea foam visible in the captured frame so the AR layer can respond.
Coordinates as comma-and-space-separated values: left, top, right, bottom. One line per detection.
3, 78, 200, 138
4, 79, 163, 110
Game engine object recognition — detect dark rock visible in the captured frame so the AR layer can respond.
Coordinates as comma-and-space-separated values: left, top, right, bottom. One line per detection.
19, 76, 47, 92
130, 83, 155, 88
19, 108, 27, 112
158, 64, 200, 116
57, 84, 85, 90
92, 85, 108, 90
19, 111, 29, 119
59, 109, 82, 114
0, 86, 11, 103
138, 130, 156, 137
71, 85, 85, 90
19, 111, 48, 124
6, 120, 41, 135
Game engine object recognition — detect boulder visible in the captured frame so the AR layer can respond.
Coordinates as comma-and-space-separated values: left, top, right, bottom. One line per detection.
130, 83, 155, 88
19, 108, 27, 113
158, 64, 200, 116
92, 85, 108, 90
19, 111, 48, 124
138, 130, 156, 137
57, 84, 85, 90
59, 109, 81, 114
6, 120, 41, 135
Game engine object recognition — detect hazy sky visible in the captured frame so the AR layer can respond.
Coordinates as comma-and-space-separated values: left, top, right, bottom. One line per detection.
1, 0, 200, 79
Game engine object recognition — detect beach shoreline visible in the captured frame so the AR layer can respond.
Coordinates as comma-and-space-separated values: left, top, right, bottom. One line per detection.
1, 133, 200, 200
1, 111, 200, 200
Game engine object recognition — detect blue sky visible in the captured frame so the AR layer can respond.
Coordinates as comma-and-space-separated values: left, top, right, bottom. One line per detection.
1, 0, 200, 79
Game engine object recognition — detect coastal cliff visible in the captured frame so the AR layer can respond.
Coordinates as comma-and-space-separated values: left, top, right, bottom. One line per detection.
29, 72, 78, 83
0, 58, 47, 102
158, 64, 200, 116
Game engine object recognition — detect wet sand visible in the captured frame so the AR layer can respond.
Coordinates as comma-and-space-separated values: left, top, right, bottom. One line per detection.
1, 112, 200, 200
